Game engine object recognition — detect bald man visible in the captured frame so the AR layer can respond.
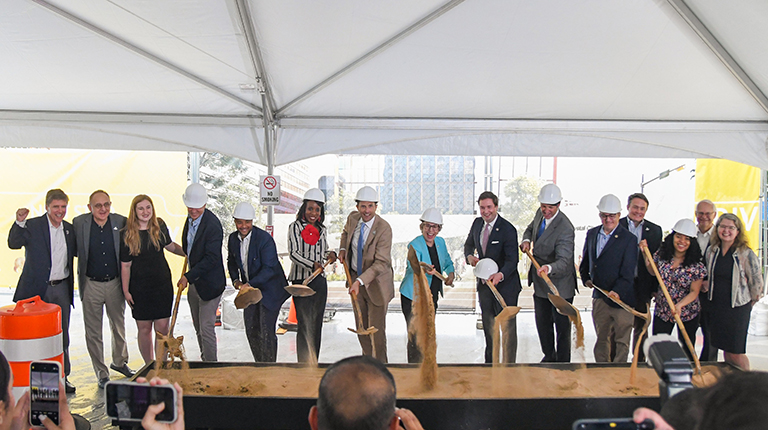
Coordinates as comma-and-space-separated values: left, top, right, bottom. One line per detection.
308, 355, 423, 430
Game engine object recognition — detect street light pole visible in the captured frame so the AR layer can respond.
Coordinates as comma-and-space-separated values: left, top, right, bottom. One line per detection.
641, 165, 685, 193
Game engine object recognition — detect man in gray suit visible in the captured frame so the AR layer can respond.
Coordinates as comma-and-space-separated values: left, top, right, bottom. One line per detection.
520, 184, 576, 362
73, 190, 133, 388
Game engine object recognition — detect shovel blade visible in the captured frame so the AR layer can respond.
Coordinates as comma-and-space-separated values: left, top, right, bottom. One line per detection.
348, 326, 378, 336
235, 287, 263, 309
285, 285, 317, 297
548, 293, 579, 317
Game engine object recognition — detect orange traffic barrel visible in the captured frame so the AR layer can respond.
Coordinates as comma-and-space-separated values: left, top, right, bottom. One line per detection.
0, 296, 64, 398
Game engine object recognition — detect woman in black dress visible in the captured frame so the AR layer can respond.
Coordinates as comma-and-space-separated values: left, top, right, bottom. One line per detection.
703, 213, 763, 369
120, 194, 184, 364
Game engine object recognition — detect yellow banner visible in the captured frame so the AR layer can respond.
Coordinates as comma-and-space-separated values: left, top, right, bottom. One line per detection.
1, 149, 188, 290
695, 159, 761, 250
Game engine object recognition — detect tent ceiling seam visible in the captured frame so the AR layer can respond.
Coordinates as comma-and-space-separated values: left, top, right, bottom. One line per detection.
29, 0, 263, 114
274, 0, 466, 117
667, 0, 768, 115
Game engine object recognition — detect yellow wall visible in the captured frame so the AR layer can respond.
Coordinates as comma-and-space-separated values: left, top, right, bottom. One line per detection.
694, 159, 761, 250
1, 149, 188, 290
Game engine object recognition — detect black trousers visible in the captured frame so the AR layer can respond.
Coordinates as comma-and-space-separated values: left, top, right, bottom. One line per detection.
533, 295, 572, 362
244, 303, 280, 362
293, 276, 328, 363
401, 291, 439, 364
652, 314, 700, 361
44, 280, 71, 376
698, 295, 718, 361
478, 281, 519, 363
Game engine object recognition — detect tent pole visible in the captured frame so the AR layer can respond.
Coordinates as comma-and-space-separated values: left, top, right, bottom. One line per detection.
259, 77, 275, 229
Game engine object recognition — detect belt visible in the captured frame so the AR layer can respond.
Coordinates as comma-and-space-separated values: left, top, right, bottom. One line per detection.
89, 276, 117, 282
46, 279, 65, 286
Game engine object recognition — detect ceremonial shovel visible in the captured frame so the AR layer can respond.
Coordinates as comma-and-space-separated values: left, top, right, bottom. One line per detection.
524, 250, 580, 318
340, 259, 378, 358
285, 261, 332, 297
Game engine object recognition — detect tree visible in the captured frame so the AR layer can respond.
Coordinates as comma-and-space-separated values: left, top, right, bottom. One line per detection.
198, 152, 262, 234
501, 176, 542, 238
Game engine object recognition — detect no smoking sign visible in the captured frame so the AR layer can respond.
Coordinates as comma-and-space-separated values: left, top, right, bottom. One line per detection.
260, 175, 281, 206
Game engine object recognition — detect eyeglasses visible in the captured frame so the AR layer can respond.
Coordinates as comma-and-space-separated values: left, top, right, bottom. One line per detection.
718, 225, 737, 231
599, 213, 618, 219
696, 211, 715, 217
424, 223, 441, 231
92, 202, 111, 210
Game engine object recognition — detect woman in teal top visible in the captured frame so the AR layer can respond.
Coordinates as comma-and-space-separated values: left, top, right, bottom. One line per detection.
400, 207, 455, 363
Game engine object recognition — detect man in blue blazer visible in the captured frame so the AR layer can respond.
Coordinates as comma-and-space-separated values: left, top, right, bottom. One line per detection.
227, 202, 289, 362
8, 189, 77, 392
463, 191, 522, 363
178, 183, 226, 362
579, 194, 638, 363
618, 193, 662, 362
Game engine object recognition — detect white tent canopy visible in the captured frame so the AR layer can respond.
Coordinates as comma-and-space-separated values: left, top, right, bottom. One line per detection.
2, 0, 767, 167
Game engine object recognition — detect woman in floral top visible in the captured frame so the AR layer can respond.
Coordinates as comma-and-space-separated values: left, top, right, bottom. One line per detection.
640, 219, 706, 360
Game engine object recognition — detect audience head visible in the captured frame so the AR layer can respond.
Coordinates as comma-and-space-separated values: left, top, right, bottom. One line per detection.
0, 351, 13, 428
310, 356, 397, 430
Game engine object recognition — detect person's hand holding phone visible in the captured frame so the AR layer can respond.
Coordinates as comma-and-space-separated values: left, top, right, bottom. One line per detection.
39, 381, 75, 430
137, 377, 184, 430
10, 391, 30, 430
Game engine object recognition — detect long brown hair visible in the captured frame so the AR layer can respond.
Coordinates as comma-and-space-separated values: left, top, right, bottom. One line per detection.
124, 194, 162, 256
711, 213, 750, 251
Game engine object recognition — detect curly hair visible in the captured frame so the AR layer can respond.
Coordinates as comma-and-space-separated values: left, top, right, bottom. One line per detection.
657, 232, 703, 267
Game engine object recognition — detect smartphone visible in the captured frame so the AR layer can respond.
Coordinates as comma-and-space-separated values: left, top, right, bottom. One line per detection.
105, 381, 177, 423
29, 361, 61, 426
573, 418, 655, 429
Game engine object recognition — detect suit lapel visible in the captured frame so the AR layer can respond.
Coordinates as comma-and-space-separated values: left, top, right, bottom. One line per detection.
363, 216, 378, 250
83, 215, 92, 258
42, 215, 52, 261
476, 219, 485, 258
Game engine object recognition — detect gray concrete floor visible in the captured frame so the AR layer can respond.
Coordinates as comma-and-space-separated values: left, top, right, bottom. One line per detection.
3, 285, 768, 429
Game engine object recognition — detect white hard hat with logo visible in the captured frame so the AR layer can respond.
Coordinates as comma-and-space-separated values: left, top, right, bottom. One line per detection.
474, 258, 499, 281
420, 207, 443, 225
538, 184, 562, 205
672, 219, 697, 238
232, 202, 256, 220
303, 188, 326, 204
355, 186, 379, 203
596, 194, 622, 213
183, 183, 208, 208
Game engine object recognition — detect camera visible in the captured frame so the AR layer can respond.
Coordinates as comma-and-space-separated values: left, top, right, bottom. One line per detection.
105, 380, 178, 423
572, 335, 694, 429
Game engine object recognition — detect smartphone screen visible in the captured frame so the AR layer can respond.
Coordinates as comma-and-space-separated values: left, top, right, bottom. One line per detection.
29, 361, 61, 426
105, 382, 177, 423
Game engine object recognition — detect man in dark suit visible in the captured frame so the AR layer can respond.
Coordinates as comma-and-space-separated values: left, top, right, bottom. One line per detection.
520, 184, 576, 362
338, 186, 394, 363
73, 190, 133, 388
580, 194, 638, 363
178, 183, 226, 362
227, 202, 289, 362
618, 193, 662, 362
8, 189, 77, 392
464, 191, 522, 363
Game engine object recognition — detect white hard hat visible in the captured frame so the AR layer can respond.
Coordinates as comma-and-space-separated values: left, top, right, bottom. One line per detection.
672, 218, 697, 238
596, 194, 622, 214
355, 186, 379, 203
474, 258, 499, 280
303, 188, 325, 204
538, 184, 562, 205
183, 183, 208, 208
232, 202, 255, 220
420, 207, 443, 225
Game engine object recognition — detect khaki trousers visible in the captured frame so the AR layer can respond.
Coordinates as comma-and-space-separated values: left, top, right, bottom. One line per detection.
82, 277, 129, 379
593, 298, 634, 362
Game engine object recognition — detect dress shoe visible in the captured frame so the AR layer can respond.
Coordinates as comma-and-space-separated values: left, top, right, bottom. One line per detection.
110, 363, 136, 378
65, 379, 76, 393
98, 377, 110, 389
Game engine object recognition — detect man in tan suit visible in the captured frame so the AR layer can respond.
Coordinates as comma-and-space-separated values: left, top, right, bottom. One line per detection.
338, 186, 394, 363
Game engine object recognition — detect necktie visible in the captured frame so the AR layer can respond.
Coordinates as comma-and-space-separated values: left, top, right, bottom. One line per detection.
357, 223, 366, 273
536, 219, 546, 240
481, 223, 491, 255
187, 220, 198, 256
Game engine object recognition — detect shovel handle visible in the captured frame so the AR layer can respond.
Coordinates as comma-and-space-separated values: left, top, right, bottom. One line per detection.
169, 256, 187, 337
593, 284, 649, 320
341, 259, 366, 331
641, 246, 702, 374
302, 260, 331, 286
485, 279, 508, 308
524, 249, 560, 296
419, 262, 448, 283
